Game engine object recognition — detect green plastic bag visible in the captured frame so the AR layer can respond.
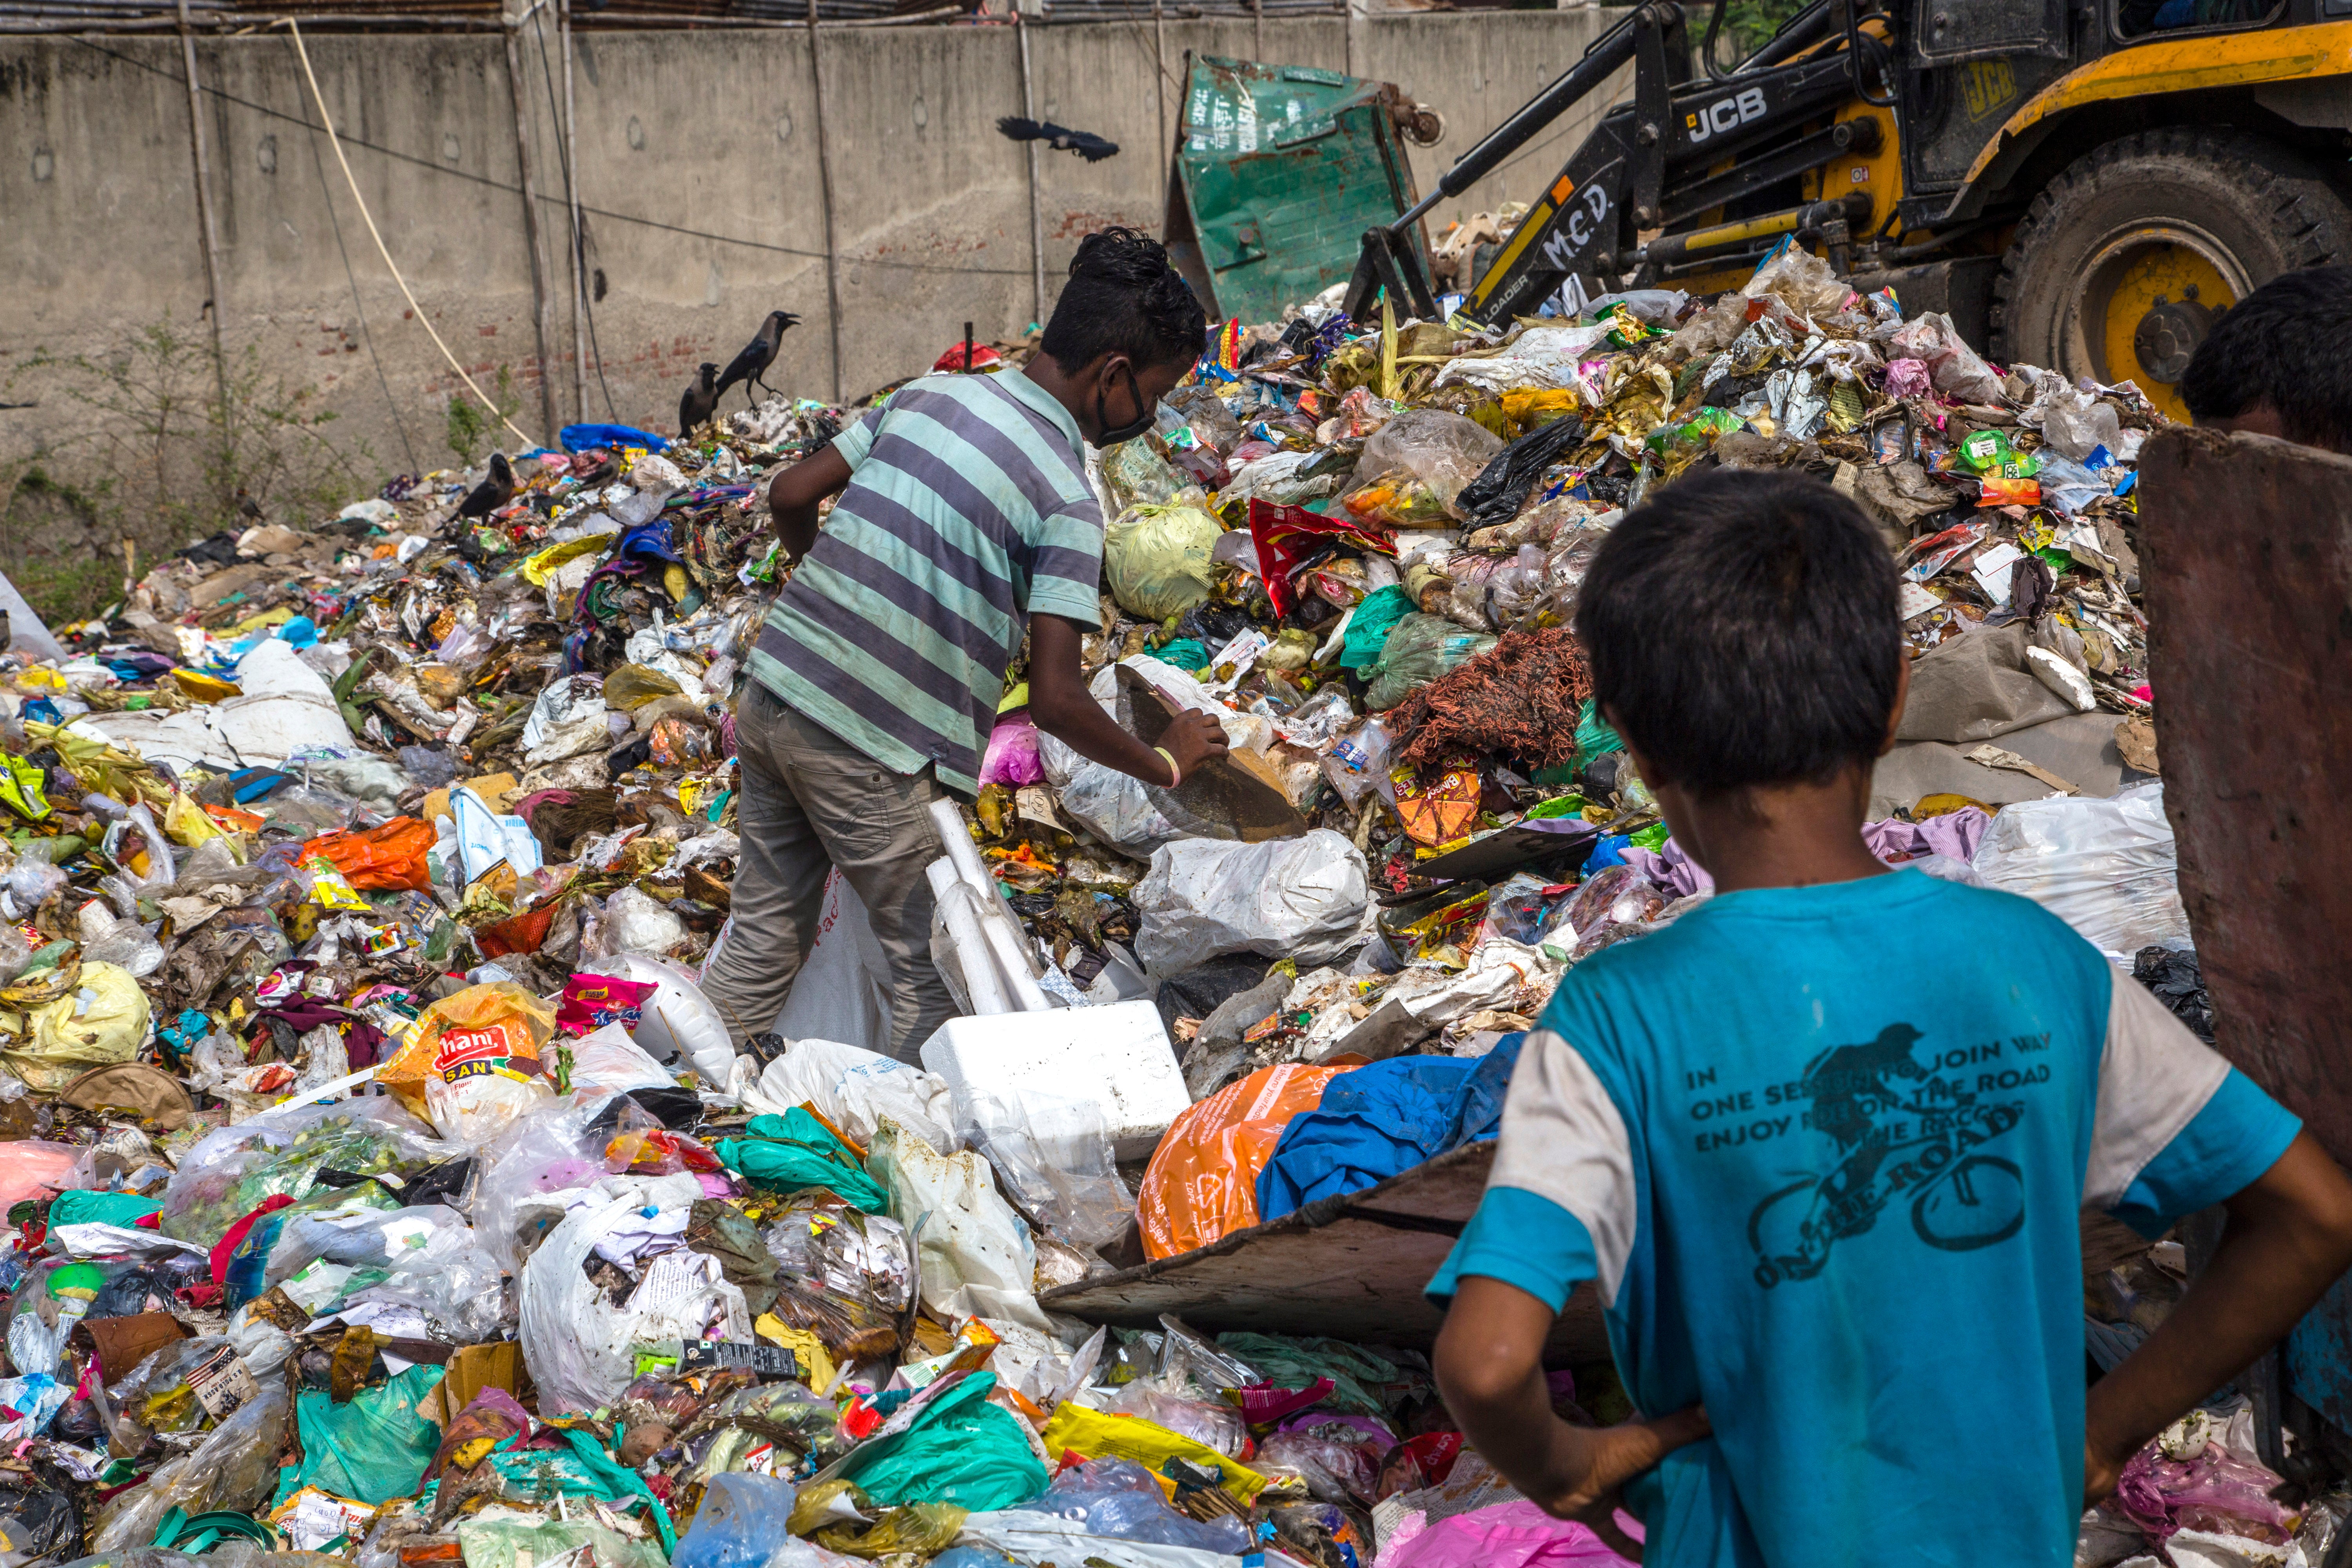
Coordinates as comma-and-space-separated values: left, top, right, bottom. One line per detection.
832, 1372, 1047, 1513
276, 1363, 443, 1506
456, 1516, 668, 1568
1339, 584, 1414, 674
1104, 505, 1224, 622
1573, 699, 1624, 773
715, 1108, 889, 1213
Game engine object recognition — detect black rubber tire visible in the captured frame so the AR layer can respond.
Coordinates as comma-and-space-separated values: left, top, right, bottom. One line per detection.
1989, 128, 2352, 383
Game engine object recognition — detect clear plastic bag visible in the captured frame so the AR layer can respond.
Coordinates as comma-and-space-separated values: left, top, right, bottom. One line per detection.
673, 1472, 799, 1568
1884, 310, 2003, 404
952, 1087, 1131, 1252
1969, 782, 2190, 957
1363, 614, 1497, 713
1025, 1458, 1251, 1553
90, 1379, 290, 1551
1104, 1385, 1249, 1458
469, 1090, 630, 1274
1345, 410, 1504, 520
158, 1097, 444, 1246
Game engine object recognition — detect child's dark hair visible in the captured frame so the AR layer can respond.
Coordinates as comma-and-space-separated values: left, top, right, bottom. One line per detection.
2180, 264, 2352, 454
1039, 227, 1207, 375
1574, 468, 1901, 795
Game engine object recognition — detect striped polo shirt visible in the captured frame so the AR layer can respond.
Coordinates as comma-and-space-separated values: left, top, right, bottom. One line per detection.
747, 366, 1104, 795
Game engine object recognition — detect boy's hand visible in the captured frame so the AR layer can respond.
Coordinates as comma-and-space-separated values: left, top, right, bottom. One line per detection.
1157, 708, 1230, 779
1437, 1278, 1713, 1564
2083, 1434, 2130, 1508
1533, 1405, 1712, 1561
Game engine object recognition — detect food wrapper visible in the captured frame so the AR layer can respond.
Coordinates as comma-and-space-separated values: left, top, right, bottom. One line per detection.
376, 982, 557, 1142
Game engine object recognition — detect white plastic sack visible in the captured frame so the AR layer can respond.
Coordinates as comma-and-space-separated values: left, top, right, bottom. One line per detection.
1040, 657, 1282, 856
769, 870, 895, 1057
865, 1118, 1046, 1330
954, 1515, 1238, 1568
1971, 781, 2190, 958
83, 639, 356, 770
520, 1191, 750, 1415
740, 1037, 958, 1154
1134, 829, 1371, 978
602, 953, 736, 1082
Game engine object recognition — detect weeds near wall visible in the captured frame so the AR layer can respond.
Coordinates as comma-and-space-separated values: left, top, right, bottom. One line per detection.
0, 321, 372, 624
444, 365, 520, 466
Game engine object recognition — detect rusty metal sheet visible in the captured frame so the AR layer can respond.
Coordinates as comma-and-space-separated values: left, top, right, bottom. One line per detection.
2136, 428, 2352, 1154
2138, 427, 2352, 1432
1042, 1142, 1609, 1358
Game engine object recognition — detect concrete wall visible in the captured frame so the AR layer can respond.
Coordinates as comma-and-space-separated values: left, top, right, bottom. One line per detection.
0, 5, 1619, 486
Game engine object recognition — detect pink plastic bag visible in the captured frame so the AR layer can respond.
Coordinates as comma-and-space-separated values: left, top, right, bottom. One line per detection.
1381, 1499, 1640, 1568
978, 712, 1044, 788
0, 1142, 82, 1210
2111, 1434, 2299, 1544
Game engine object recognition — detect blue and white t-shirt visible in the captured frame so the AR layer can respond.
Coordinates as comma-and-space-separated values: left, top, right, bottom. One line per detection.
1428, 867, 2298, 1568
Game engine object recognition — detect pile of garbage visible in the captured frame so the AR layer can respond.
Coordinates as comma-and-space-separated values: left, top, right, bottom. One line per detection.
0, 233, 2298, 1568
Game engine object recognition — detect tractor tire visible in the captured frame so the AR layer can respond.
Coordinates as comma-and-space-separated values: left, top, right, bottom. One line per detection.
1989, 128, 2352, 422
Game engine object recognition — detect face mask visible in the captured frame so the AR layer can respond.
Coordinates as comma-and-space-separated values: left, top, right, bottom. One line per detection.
1093, 362, 1156, 446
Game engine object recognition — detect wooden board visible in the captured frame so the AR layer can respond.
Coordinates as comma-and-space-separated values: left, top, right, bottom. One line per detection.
1047, 1141, 1597, 1360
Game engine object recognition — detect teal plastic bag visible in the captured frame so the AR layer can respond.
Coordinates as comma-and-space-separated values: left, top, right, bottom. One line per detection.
715, 1108, 889, 1213
833, 1372, 1047, 1512
1339, 584, 1415, 673
1152, 638, 1211, 673
1573, 698, 1624, 773
277, 1362, 444, 1506
47, 1191, 160, 1229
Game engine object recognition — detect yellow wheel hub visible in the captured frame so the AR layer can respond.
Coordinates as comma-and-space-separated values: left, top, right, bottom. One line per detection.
2071, 222, 2247, 424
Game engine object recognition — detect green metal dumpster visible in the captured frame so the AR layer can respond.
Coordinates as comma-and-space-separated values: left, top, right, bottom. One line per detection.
1163, 55, 1432, 324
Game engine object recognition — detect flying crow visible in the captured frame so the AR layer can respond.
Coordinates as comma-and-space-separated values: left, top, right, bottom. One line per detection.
998, 116, 1120, 162
679, 361, 720, 437
455, 452, 515, 521
714, 310, 800, 409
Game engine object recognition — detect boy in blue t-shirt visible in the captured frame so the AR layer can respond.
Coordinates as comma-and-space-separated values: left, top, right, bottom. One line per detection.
1428, 468, 2352, 1566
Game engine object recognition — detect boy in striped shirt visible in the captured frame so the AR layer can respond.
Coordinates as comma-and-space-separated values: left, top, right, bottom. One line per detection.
706, 228, 1229, 1060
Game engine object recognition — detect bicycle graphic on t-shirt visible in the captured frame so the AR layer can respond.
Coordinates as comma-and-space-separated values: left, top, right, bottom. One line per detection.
1746, 1022, 2028, 1289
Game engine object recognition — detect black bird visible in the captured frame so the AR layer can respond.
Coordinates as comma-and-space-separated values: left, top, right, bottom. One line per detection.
714, 310, 800, 410
679, 361, 720, 437
998, 116, 1120, 163
235, 489, 264, 524
455, 452, 515, 521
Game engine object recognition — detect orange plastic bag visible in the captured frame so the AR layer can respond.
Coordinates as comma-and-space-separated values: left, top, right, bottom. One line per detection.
377, 982, 557, 1140
300, 817, 436, 891
1136, 1062, 1352, 1260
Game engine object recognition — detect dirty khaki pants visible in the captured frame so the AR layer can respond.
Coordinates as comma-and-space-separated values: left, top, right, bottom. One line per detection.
701, 682, 957, 1063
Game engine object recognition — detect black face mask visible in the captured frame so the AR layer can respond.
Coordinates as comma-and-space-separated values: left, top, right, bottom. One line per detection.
1093, 362, 1155, 446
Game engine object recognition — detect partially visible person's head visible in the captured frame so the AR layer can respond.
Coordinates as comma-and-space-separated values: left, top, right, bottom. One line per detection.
1574, 469, 1903, 800
1037, 227, 1206, 444
2180, 264, 2352, 454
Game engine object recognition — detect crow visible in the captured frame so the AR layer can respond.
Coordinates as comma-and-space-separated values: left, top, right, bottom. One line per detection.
454, 452, 515, 521
235, 489, 264, 524
679, 361, 720, 437
998, 116, 1120, 162
714, 310, 800, 409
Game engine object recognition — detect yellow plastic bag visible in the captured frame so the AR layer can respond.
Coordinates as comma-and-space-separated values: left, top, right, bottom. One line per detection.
0, 961, 152, 1094
1103, 505, 1224, 622
163, 791, 242, 861
376, 983, 556, 1141
1038, 1403, 1268, 1502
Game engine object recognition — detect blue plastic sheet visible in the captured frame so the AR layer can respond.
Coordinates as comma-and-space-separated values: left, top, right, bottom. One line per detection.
1255, 1035, 1526, 1222
560, 423, 670, 454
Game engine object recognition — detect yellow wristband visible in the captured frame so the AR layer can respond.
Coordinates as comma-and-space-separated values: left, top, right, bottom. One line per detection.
1153, 746, 1182, 788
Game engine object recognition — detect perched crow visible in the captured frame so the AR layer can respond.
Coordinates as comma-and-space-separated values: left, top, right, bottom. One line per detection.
714, 310, 800, 409
679, 361, 720, 437
455, 452, 515, 521
235, 490, 264, 523
998, 116, 1120, 163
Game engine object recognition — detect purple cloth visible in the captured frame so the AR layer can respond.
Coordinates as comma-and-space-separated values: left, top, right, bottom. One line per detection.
1619, 840, 1713, 898
1862, 806, 1990, 865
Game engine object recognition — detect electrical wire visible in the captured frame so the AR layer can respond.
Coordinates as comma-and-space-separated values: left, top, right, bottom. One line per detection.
279, 18, 539, 446
72, 35, 1034, 277
290, 45, 421, 473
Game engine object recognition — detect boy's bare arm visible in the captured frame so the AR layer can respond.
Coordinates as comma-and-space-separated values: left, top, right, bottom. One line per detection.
1435, 1276, 1710, 1560
2085, 1131, 2352, 1503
